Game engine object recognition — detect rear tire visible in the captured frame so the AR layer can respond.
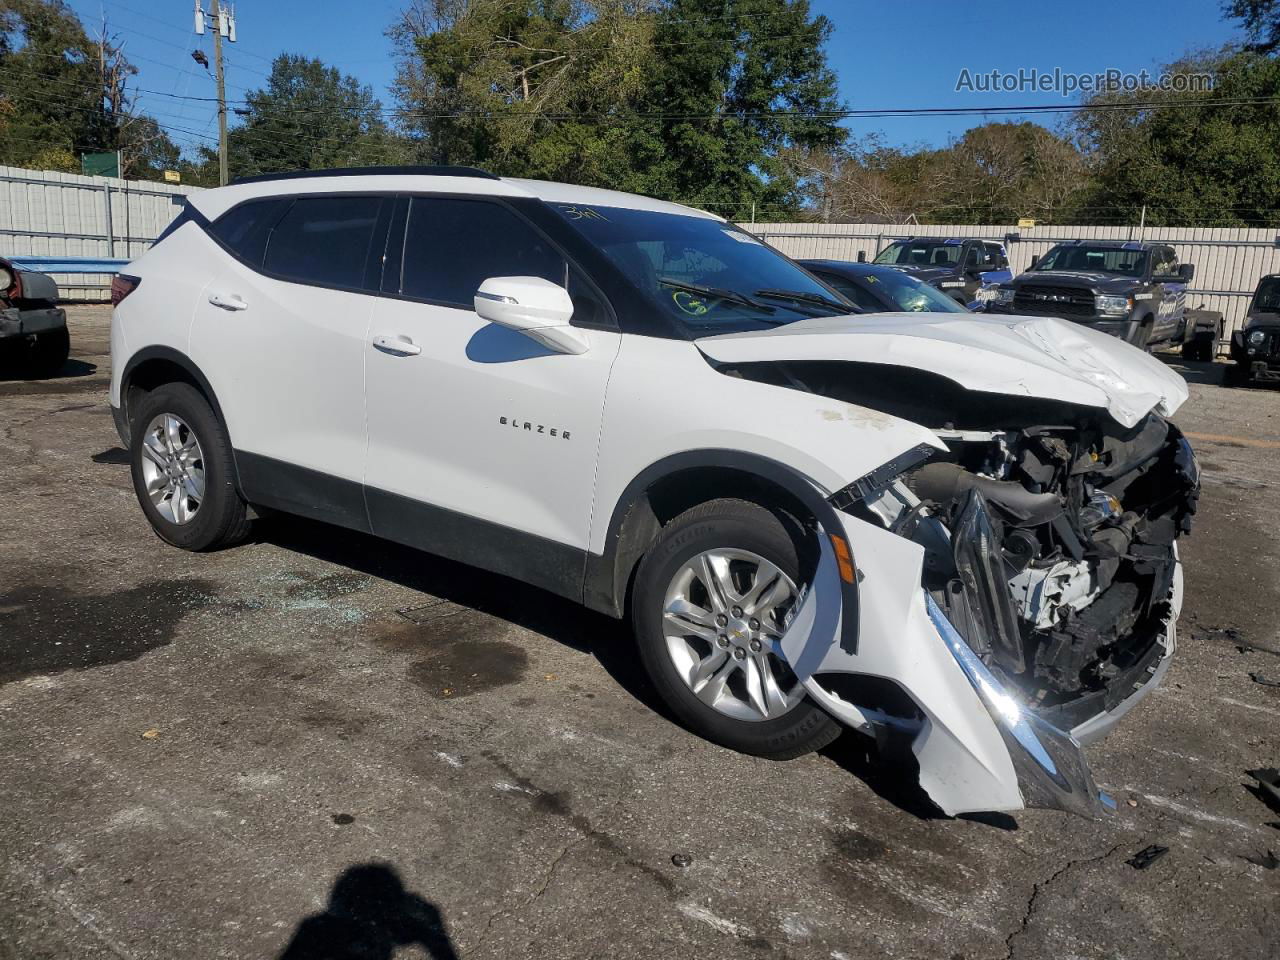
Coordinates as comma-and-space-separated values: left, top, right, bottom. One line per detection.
1224, 362, 1251, 388
1181, 336, 1213, 362
129, 382, 251, 551
26, 327, 69, 376
631, 498, 842, 760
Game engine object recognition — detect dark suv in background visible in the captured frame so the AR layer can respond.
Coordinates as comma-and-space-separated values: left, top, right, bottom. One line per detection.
870, 237, 1012, 306
985, 240, 1218, 357
1228, 273, 1280, 385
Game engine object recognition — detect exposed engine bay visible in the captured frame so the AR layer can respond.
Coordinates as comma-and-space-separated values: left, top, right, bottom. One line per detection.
723, 360, 1200, 730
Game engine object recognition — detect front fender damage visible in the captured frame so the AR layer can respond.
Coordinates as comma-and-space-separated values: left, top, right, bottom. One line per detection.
780, 510, 1116, 817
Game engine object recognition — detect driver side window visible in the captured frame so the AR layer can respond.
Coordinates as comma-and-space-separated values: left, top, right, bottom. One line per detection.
1152, 247, 1178, 279
397, 196, 609, 326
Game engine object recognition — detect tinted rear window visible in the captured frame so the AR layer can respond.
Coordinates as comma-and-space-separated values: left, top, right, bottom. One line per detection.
263, 196, 382, 290
210, 198, 289, 266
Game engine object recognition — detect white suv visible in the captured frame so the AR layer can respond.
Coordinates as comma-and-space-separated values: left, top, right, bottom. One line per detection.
111, 167, 1199, 817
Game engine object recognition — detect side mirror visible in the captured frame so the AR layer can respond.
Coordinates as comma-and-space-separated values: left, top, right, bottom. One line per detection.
1178, 263, 1195, 282
857, 251, 867, 263
1028, 255, 1039, 269
474, 276, 589, 355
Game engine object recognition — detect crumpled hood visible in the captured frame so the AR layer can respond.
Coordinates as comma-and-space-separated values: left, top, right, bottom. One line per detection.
696, 313, 1188, 429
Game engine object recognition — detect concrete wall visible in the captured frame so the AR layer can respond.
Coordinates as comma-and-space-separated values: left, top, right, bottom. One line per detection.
0, 165, 201, 300
745, 221, 1280, 338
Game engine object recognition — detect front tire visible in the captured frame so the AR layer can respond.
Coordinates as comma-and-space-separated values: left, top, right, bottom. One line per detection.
129, 382, 251, 551
631, 499, 842, 760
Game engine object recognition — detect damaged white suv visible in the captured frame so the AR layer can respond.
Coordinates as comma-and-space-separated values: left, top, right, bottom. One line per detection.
110, 167, 1198, 817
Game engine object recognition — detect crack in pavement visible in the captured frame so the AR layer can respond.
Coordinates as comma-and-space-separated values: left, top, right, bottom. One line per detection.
471, 834, 589, 955
1001, 842, 1126, 960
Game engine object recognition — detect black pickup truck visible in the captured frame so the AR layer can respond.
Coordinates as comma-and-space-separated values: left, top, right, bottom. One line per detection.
1, 256, 69, 376
985, 240, 1220, 358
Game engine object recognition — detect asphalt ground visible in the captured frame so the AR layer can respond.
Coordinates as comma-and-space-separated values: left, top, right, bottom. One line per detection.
1, 306, 1278, 960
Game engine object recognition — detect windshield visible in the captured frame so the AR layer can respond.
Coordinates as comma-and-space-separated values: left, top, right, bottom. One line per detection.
1034, 244, 1148, 277
1255, 278, 1280, 313
869, 270, 969, 313
873, 239, 964, 267
551, 203, 849, 332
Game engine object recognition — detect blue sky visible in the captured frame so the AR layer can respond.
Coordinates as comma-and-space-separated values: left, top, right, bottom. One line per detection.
64, 0, 1244, 159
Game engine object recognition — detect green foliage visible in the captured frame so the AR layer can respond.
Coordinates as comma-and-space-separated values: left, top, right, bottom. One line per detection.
0, 0, 182, 180
0, 0, 108, 166
391, 0, 845, 216
222, 54, 406, 180
1224, 0, 1280, 53
1072, 50, 1280, 226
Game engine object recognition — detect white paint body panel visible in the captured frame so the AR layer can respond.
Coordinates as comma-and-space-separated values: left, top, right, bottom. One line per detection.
188, 242, 373, 481
365, 297, 620, 547
697, 312, 1189, 429
109, 221, 206, 408
588, 335, 945, 555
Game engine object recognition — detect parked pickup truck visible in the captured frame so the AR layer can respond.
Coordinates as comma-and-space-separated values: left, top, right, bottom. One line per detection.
985, 240, 1220, 358
870, 236, 1012, 307
0, 256, 69, 376
1227, 273, 1280, 386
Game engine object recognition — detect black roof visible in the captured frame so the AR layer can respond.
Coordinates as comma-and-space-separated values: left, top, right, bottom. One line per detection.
1053, 239, 1160, 250
230, 165, 499, 186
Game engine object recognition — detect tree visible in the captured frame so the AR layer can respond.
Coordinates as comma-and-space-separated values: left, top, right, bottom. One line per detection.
1224, 0, 1280, 53
786, 123, 1088, 225
0, 0, 108, 167
0, 1, 181, 178
390, 0, 846, 215
391, 1, 657, 186
222, 54, 405, 180
1072, 50, 1280, 226
926, 122, 1089, 224
623, 0, 844, 216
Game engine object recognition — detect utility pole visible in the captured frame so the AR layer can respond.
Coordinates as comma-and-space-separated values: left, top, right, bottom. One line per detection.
195, 2, 237, 186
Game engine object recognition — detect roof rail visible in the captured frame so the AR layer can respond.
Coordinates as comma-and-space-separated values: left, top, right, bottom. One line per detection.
230, 165, 500, 186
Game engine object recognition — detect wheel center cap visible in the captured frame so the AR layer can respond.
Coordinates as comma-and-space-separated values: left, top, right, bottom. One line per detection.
727, 618, 752, 643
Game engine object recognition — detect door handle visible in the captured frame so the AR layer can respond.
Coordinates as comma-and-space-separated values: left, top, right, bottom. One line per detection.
208, 292, 248, 311
372, 334, 422, 357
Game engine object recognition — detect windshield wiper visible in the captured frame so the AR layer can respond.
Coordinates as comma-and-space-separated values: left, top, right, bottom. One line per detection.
658, 277, 775, 313
753, 288, 852, 312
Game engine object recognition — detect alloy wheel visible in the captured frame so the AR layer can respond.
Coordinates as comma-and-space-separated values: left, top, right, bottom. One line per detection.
139, 413, 206, 525
661, 548, 804, 722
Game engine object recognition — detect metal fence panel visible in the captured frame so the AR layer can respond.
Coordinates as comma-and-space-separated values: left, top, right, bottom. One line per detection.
0, 165, 201, 300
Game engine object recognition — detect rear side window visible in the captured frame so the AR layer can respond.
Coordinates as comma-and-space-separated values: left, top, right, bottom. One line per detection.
210, 198, 289, 266
263, 196, 383, 290
400, 197, 564, 306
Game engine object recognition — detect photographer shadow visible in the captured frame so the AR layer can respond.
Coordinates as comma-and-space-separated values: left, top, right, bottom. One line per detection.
279, 863, 458, 960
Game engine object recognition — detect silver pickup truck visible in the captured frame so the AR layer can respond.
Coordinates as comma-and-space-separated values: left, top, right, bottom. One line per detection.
1, 257, 69, 376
